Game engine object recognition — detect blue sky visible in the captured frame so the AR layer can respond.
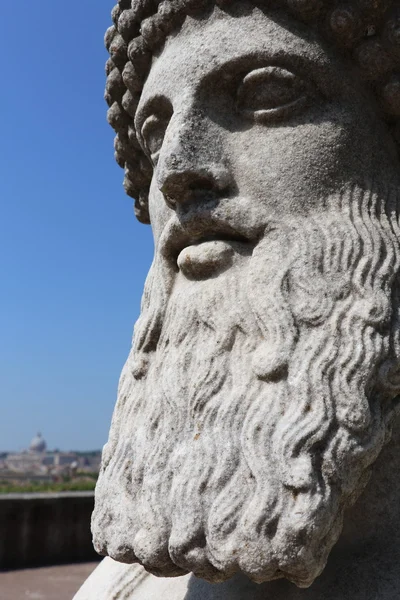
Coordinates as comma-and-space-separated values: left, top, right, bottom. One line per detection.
0, 2, 154, 451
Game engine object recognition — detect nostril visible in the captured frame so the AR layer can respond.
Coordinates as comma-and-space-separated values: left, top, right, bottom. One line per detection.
188, 177, 215, 192
160, 175, 190, 208
160, 170, 231, 209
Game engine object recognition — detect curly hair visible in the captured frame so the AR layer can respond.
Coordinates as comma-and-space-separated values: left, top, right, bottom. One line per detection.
104, 0, 400, 224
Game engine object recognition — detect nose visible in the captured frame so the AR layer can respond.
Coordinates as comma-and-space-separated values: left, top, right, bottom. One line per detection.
156, 112, 232, 209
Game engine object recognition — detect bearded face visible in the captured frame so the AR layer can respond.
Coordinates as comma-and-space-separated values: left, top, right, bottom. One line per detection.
92, 6, 400, 589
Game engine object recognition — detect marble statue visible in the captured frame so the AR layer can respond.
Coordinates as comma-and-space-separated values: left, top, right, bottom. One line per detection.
76, 0, 400, 598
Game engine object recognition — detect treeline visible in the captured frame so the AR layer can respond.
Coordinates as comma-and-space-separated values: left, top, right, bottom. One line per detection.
0, 479, 96, 494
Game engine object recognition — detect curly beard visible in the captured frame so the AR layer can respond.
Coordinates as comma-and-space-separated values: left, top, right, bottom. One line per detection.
92, 184, 400, 587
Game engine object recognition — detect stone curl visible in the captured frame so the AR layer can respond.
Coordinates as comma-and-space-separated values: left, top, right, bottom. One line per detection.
105, 0, 400, 224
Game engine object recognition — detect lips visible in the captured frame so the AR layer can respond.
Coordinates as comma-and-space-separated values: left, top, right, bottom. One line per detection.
182, 232, 250, 250
160, 213, 258, 267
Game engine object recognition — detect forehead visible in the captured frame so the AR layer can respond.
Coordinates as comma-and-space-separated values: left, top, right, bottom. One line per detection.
139, 6, 339, 108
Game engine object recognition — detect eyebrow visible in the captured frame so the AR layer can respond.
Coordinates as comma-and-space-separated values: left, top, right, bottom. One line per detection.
199, 49, 332, 90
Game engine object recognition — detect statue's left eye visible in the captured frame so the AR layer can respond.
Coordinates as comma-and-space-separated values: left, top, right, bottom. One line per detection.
141, 115, 169, 165
237, 66, 308, 122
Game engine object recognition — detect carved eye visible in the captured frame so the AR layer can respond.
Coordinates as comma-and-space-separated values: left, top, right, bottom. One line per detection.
141, 114, 169, 165
237, 66, 309, 122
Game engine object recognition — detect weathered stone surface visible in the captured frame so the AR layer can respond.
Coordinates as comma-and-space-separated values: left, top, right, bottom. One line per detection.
78, 417, 400, 598
80, 0, 400, 597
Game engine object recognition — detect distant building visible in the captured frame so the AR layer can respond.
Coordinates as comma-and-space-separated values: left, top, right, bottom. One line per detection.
29, 432, 47, 454
2, 433, 101, 475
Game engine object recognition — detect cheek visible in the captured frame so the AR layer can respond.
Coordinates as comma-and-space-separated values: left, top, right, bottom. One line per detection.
228, 109, 380, 216
148, 178, 172, 248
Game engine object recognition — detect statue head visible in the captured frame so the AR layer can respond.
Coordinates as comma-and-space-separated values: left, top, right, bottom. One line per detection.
93, 0, 400, 588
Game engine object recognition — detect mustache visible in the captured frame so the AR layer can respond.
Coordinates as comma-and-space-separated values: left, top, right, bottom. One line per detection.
158, 198, 266, 264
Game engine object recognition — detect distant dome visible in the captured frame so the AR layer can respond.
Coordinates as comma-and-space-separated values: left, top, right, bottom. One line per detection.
29, 433, 47, 453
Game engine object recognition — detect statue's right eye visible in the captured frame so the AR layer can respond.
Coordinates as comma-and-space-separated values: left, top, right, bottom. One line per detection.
236, 66, 309, 123
140, 114, 169, 165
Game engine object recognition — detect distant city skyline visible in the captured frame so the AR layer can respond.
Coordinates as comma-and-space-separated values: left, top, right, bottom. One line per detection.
0, 432, 102, 455
0, 1, 154, 451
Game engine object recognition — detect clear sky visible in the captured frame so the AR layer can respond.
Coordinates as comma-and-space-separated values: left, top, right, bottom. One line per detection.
0, 1, 154, 452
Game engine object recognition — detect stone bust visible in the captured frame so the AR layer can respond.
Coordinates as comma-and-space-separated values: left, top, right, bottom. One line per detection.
76, 1, 400, 598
